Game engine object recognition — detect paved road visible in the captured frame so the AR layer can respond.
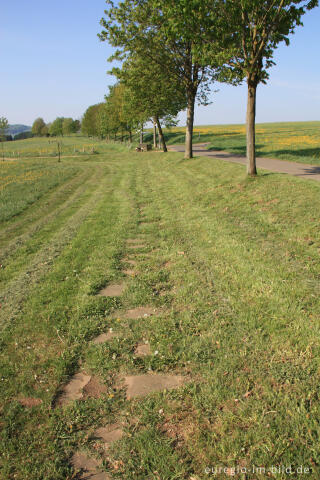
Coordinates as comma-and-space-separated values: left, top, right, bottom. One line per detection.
168, 143, 320, 183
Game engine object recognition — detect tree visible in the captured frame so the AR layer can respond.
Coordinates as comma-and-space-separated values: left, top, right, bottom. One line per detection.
73, 119, 81, 133
82, 105, 104, 136
99, 0, 224, 159
49, 117, 64, 136
0, 117, 9, 161
32, 117, 46, 136
41, 125, 49, 136
110, 52, 187, 151
62, 118, 81, 135
217, 0, 318, 175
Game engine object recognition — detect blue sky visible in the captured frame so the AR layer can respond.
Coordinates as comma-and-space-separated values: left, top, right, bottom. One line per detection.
2, 0, 320, 126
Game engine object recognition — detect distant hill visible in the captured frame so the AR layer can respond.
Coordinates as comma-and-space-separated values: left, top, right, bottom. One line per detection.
6, 124, 31, 137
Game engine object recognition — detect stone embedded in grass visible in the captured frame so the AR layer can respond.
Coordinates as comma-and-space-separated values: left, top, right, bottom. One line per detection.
123, 258, 137, 266
98, 284, 125, 297
56, 372, 91, 406
93, 424, 123, 450
82, 376, 108, 399
123, 373, 186, 399
128, 244, 145, 250
18, 397, 43, 408
134, 343, 151, 357
71, 451, 110, 480
124, 306, 158, 319
127, 238, 144, 245
92, 331, 116, 345
122, 269, 135, 276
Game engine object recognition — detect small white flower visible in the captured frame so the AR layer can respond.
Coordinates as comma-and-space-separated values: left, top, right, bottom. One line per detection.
154, 350, 159, 356
112, 353, 116, 360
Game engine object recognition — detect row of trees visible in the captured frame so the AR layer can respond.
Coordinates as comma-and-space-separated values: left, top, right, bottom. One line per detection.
32, 117, 80, 137
97, 0, 317, 175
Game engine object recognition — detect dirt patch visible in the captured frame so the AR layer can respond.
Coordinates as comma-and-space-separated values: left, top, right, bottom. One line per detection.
93, 424, 123, 449
98, 284, 125, 297
71, 451, 109, 479
92, 331, 117, 344
83, 376, 108, 399
124, 306, 158, 319
123, 373, 186, 399
56, 372, 91, 406
18, 397, 43, 408
134, 343, 151, 357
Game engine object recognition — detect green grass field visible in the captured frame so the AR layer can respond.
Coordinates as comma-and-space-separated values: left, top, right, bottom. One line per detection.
1, 135, 133, 158
1, 138, 320, 479
157, 121, 320, 166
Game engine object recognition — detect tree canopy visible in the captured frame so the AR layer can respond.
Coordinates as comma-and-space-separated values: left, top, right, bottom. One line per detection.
32, 118, 46, 136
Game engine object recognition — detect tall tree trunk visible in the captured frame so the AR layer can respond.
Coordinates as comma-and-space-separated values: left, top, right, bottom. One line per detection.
246, 79, 258, 176
153, 119, 157, 149
140, 123, 144, 144
185, 90, 196, 159
129, 130, 132, 143
155, 116, 167, 152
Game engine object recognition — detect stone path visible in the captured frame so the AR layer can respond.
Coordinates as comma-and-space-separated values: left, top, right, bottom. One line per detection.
134, 343, 151, 357
122, 306, 158, 319
168, 143, 320, 182
57, 234, 188, 478
56, 372, 91, 406
98, 284, 125, 297
92, 330, 116, 345
123, 374, 186, 400
71, 451, 110, 480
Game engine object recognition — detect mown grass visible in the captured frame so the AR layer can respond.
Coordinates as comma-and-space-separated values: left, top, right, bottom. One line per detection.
0, 144, 320, 479
150, 121, 320, 166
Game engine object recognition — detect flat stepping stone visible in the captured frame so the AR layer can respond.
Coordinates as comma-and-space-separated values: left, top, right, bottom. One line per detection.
92, 331, 116, 344
123, 374, 186, 399
124, 306, 158, 319
127, 238, 144, 245
124, 258, 137, 266
123, 269, 135, 276
18, 397, 43, 408
93, 424, 123, 450
56, 372, 91, 406
134, 343, 151, 357
128, 244, 145, 249
71, 451, 109, 480
83, 376, 108, 399
98, 284, 124, 297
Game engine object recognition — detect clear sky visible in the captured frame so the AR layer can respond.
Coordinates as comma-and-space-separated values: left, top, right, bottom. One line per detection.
2, 0, 320, 127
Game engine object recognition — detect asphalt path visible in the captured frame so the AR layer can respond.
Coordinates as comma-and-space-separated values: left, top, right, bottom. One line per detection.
168, 143, 320, 183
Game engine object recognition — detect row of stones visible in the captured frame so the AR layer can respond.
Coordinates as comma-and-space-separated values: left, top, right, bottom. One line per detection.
59, 234, 186, 479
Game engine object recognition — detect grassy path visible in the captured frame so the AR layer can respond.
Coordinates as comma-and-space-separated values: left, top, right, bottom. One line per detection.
1, 149, 320, 479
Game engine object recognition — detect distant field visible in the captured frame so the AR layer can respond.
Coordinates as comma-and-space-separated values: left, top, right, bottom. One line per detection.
0, 135, 134, 158
160, 121, 320, 166
3, 122, 320, 166
1, 145, 320, 479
